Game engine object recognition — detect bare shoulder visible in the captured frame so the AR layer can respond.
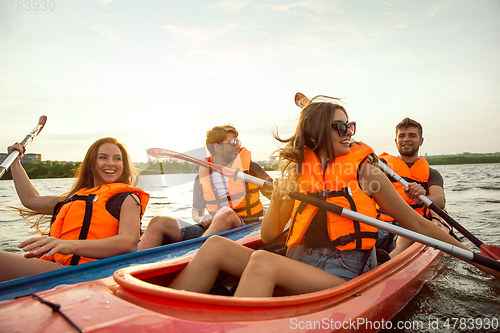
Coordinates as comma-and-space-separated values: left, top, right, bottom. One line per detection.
121, 193, 142, 210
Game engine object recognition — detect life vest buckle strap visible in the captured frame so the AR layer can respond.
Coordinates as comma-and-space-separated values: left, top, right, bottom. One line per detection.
328, 233, 356, 247
338, 234, 355, 246
232, 199, 262, 214
69, 194, 96, 266
310, 188, 352, 200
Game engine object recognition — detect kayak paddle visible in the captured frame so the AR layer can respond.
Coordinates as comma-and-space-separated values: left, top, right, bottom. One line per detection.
378, 160, 500, 260
147, 148, 500, 273
0, 115, 47, 179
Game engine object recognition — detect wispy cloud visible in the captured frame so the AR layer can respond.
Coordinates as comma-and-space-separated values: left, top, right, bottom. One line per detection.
161, 24, 238, 44
208, 0, 250, 12
98, 0, 114, 5
90, 25, 122, 41
383, 2, 455, 29
258, 0, 343, 15
162, 43, 273, 79
428, 3, 454, 17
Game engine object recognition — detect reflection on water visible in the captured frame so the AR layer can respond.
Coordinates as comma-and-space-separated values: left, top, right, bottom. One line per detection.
383, 163, 500, 333
137, 173, 199, 222
137, 173, 198, 192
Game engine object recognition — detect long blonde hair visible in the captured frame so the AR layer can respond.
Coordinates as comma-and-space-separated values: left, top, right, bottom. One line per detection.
17, 137, 138, 235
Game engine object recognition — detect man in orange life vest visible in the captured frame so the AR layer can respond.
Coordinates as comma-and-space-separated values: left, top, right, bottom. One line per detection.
376, 118, 446, 257
138, 125, 272, 250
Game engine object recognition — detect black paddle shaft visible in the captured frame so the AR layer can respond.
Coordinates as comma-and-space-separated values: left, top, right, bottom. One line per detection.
429, 203, 484, 248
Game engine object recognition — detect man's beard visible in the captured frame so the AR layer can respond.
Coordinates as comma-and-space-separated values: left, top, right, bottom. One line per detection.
222, 149, 237, 165
399, 146, 418, 157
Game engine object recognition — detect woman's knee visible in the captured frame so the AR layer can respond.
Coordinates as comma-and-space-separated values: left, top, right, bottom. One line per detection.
195, 236, 231, 263
202, 235, 230, 251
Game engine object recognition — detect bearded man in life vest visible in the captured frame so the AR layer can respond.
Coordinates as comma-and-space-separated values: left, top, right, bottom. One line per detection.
376, 118, 446, 258
138, 125, 272, 250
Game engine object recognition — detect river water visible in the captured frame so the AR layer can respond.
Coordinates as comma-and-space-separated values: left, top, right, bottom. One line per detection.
1, 166, 499, 332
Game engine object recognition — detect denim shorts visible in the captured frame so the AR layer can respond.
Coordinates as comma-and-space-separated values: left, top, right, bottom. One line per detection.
297, 247, 372, 282
375, 221, 402, 253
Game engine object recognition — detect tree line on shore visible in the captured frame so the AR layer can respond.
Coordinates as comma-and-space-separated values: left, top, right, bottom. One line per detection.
424, 152, 500, 165
0, 159, 273, 180
1, 161, 81, 180
136, 160, 278, 174
1, 153, 498, 180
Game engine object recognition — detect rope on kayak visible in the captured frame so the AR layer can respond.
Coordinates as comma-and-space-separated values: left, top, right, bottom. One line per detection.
15, 294, 83, 333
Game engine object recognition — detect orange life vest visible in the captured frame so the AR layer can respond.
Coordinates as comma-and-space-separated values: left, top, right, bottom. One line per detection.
199, 148, 263, 218
43, 183, 149, 266
377, 153, 430, 221
286, 142, 378, 251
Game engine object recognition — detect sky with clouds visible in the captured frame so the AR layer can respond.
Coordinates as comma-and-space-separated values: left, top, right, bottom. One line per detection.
1, 0, 499, 163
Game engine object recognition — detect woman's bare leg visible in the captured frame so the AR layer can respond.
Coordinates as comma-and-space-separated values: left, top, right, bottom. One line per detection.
169, 235, 254, 293
0, 250, 62, 282
235, 250, 346, 297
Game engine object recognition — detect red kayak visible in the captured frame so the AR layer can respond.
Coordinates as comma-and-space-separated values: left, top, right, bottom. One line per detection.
0, 217, 448, 333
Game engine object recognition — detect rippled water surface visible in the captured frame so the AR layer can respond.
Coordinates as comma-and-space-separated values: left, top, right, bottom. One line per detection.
1, 166, 499, 331
382, 164, 500, 333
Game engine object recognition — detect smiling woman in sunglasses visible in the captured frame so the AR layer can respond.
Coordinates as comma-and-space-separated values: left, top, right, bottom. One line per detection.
168, 95, 494, 297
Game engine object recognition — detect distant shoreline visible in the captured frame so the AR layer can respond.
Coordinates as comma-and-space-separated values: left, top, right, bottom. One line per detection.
1, 153, 499, 179
424, 152, 500, 166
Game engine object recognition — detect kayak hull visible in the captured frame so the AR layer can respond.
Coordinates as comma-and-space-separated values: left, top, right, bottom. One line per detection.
0, 220, 447, 333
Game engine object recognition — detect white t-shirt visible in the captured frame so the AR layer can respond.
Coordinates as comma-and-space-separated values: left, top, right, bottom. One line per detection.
210, 172, 230, 208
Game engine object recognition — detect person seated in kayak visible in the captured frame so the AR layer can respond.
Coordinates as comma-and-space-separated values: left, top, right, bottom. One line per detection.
167, 95, 496, 297
376, 117, 446, 258
0, 137, 149, 282
138, 124, 272, 250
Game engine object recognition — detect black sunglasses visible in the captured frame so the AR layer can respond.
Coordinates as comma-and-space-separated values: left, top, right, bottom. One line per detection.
332, 121, 356, 136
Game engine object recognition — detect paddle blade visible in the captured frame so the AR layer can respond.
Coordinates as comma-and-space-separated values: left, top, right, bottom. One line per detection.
147, 148, 210, 171
480, 244, 500, 260
294, 92, 311, 109
39, 115, 47, 126
147, 148, 175, 159
33, 115, 47, 137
